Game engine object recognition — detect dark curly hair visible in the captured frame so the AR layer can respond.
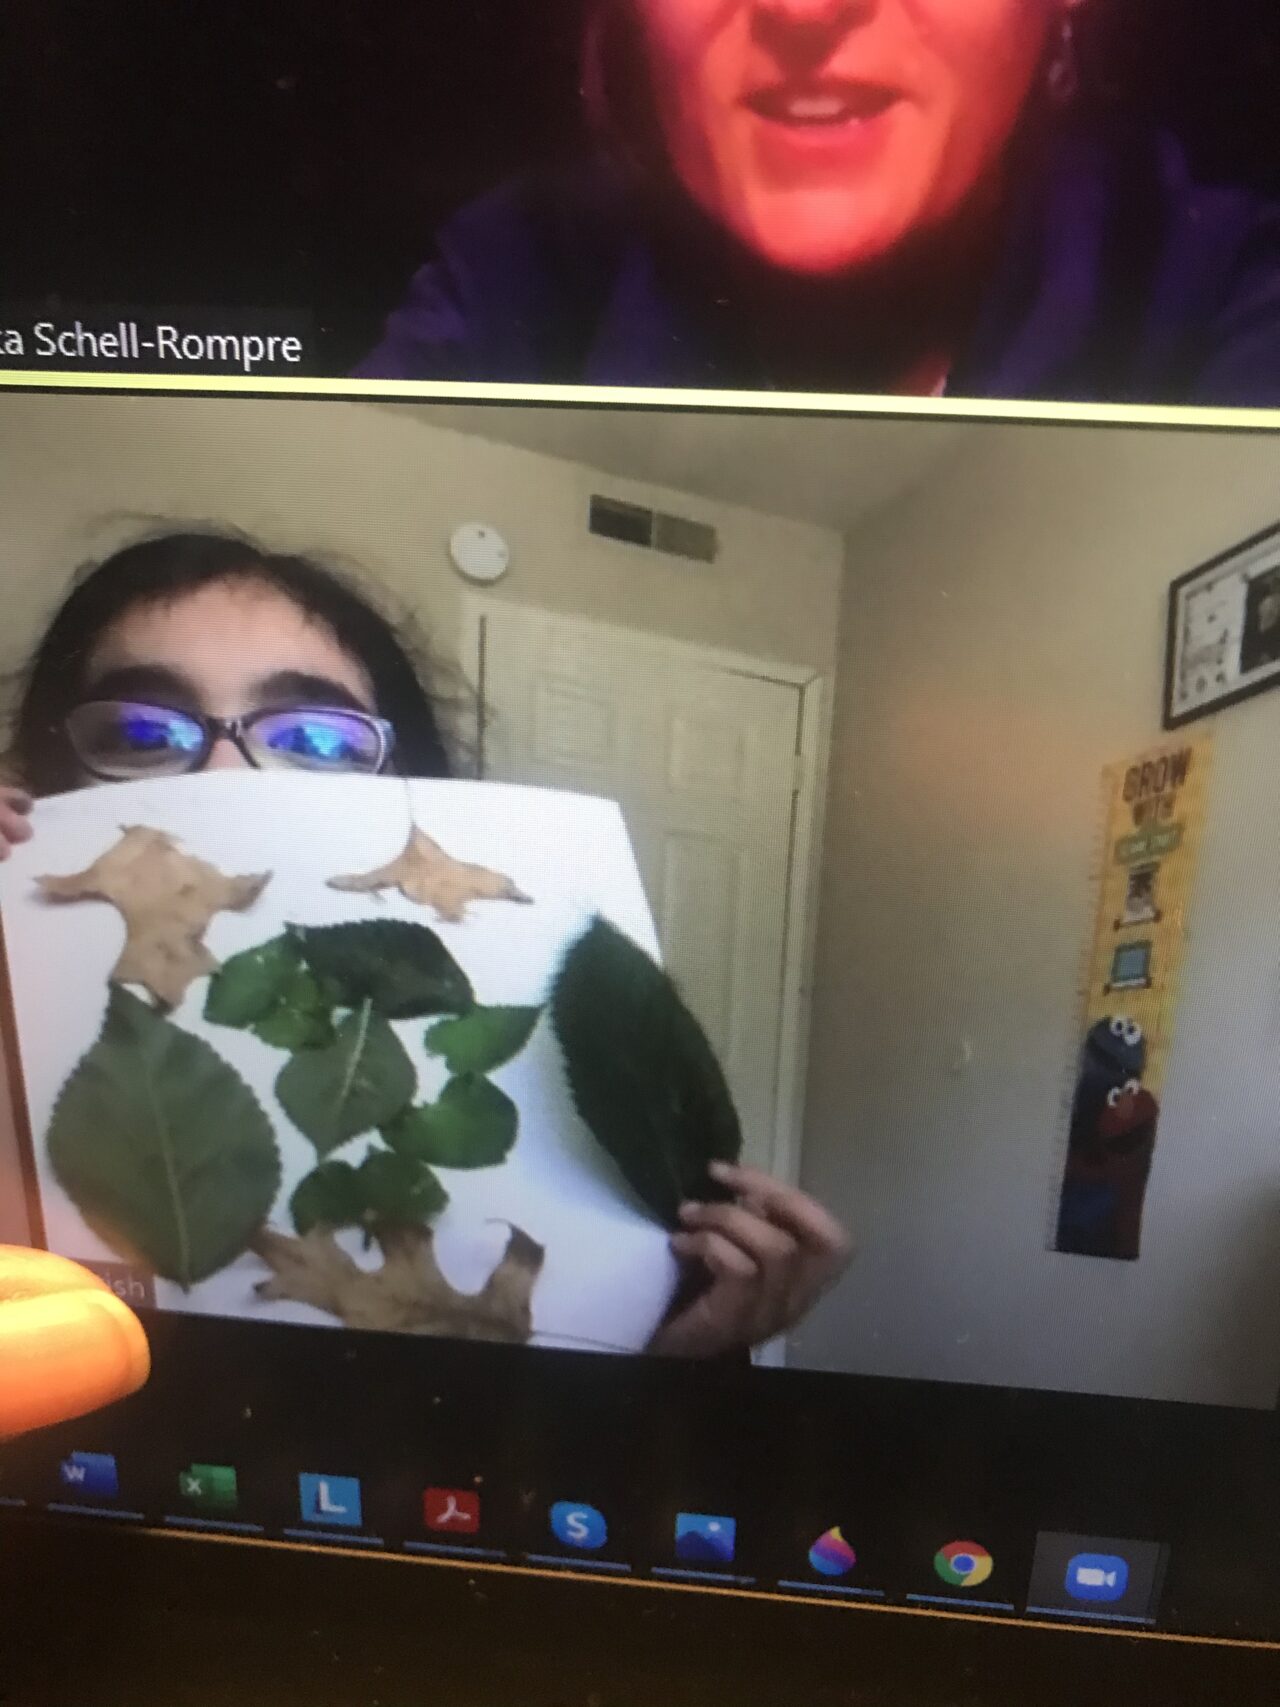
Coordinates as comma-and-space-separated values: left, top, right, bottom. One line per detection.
6, 528, 454, 794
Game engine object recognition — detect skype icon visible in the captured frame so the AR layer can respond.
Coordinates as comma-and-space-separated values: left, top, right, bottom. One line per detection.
549, 1500, 608, 1551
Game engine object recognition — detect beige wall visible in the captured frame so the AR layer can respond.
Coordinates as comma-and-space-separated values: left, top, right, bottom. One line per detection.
0, 393, 844, 703
797, 424, 1280, 1407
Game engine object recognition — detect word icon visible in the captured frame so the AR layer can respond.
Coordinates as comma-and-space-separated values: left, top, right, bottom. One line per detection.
58, 1452, 118, 1499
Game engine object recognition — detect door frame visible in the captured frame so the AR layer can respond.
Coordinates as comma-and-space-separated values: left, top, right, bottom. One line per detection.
459, 594, 835, 1193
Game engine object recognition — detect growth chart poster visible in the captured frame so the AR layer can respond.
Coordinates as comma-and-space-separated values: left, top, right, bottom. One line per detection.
1054, 737, 1212, 1260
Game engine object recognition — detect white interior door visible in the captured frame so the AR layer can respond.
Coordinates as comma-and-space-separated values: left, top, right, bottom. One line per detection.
472, 602, 807, 1178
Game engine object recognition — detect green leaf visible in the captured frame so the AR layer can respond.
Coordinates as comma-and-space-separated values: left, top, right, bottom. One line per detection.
292, 920, 473, 1020
47, 987, 280, 1287
276, 1000, 416, 1156
206, 935, 336, 1050
355, 1147, 448, 1228
384, 1074, 518, 1169
549, 917, 741, 1227
205, 934, 301, 1027
290, 1160, 363, 1235
252, 963, 336, 1050
424, 1005, 540, 1075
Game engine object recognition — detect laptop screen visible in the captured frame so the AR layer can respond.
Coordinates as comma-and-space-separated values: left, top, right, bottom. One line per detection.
0, 389, 1275, 1651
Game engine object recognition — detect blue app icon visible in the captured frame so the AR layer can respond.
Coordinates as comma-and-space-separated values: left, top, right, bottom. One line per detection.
675, 1511, 736, 1565
549, 1500, 608, 1550
58, 1451, 119, 1499
1065, 1552, 1130, 1602
298, 1473, 362, 1529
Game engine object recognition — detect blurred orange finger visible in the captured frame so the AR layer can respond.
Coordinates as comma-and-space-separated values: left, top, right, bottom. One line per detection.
0, 1246, 150, 1438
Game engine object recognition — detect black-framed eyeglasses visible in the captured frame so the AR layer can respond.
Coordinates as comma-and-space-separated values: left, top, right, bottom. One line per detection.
64, 699, 396, 781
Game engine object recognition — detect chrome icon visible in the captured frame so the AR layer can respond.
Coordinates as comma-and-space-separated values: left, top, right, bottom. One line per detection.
808, 1527, 857, 1577
933, 1540, 994, 1587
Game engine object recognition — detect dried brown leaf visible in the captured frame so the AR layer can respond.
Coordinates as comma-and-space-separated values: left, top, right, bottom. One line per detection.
38, 827, 270, 1008
328, 826, 531, 923
252, 1222, 543, 1341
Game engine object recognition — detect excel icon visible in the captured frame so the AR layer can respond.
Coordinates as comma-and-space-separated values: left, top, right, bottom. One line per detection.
178, 1463, 238, 1514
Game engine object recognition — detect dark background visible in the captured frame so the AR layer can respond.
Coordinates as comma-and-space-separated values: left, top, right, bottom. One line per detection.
0, 1309, 1276, 1704
2, 1520, 1278, 1707
0, 0, 1277, 372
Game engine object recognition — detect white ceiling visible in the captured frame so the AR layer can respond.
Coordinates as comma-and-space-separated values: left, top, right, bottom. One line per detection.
386, 402, 969, 532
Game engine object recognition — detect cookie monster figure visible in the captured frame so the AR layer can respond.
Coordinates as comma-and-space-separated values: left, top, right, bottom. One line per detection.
1055, 1015, 1160, 1260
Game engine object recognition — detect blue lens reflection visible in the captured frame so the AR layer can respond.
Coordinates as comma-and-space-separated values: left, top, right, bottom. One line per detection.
120, 710, 203, 754
256, 711, 377, 771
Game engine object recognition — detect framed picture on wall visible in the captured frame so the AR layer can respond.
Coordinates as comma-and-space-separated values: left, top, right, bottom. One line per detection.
1164, 521, 1280, 727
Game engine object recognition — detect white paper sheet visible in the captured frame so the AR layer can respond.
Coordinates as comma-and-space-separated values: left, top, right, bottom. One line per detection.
0, 773, 680, 1354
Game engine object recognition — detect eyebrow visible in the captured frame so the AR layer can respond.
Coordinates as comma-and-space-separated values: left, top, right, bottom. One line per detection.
249, 671, 372, 713
77, 666, 372, 715
81, 663, 200, 706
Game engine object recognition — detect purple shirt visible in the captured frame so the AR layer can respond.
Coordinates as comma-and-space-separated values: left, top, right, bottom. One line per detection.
356, 122, 1280, 407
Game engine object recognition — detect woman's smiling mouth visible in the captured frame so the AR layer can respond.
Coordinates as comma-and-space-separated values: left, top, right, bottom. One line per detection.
743, 79, 902, 129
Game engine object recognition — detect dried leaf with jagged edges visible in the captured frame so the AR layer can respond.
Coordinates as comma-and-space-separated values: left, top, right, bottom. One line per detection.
328, 826, 531, 923
37, 827, 269, 1009
252, 1222, 543, 1341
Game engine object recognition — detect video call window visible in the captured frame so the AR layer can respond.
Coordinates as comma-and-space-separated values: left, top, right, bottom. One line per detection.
1, 391, 1277, 1414
1, 0, 1278, 406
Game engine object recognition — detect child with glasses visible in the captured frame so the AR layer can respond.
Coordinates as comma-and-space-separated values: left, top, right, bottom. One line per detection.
0, 528, 850, 1359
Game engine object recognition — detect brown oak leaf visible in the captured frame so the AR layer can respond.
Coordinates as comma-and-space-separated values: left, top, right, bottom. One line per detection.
252, 1222, 543, 1341
37, 826, 270, 1009
328, 826, 531, 923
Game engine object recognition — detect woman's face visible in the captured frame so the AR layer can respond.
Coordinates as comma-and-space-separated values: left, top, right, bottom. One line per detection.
80, 579, 375, 776
632, 0, 1067, 274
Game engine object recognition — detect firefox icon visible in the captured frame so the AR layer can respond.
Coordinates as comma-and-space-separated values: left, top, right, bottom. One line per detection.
808, 1526, 857, 1578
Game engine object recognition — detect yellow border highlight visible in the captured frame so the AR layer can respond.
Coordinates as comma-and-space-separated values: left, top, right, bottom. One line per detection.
78, 1522, 1267, 1653
1, 366, 1280, 431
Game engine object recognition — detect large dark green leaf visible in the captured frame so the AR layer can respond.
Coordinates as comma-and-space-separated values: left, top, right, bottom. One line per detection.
384, 1074, 518, 1169
275, 1000, 415, 1156
424, 1005, 540, 1075
549, 917, 741, 1227
47, 987, 280, 1288
292, 920, 473, 1019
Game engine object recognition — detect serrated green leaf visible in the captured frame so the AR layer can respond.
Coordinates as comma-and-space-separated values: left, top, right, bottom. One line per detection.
47, 987, 280, 1287
206, 935, 336, 1049
290, 1159, 363, 1235
424, 1005, 540, 1075
549, 917, 741, 1227
205, 933, 301, 1027
355, 1147, 448, 1228
276, 1000, 415, 1156
252, 963, 336, 1050
384, 1074, 518, 1169
292, 920, 473, 1020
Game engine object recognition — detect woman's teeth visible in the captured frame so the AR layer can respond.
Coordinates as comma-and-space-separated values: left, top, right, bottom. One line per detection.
747, 84, 897, 127
787, 94, 850, 123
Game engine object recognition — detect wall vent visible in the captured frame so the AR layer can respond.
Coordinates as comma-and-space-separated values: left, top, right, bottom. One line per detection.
589, 494, 718, 563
